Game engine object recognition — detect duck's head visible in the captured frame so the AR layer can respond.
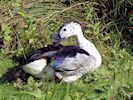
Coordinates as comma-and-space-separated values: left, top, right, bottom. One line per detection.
58, 22, 82, 39
51, 22, 82, 43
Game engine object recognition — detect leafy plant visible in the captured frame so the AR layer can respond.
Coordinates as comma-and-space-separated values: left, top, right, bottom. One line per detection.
0, 0, 132, 99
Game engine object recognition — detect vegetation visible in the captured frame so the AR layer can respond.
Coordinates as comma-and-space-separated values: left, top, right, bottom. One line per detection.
0, 0, 132, 99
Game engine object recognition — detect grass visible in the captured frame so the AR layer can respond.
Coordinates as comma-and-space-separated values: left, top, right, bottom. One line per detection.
0, 0, 133, 99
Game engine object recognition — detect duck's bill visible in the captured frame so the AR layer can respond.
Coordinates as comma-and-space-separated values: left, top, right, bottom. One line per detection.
51, 32, 63, 46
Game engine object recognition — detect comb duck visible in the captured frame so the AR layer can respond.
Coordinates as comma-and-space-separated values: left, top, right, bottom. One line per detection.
14, 22, 101, 82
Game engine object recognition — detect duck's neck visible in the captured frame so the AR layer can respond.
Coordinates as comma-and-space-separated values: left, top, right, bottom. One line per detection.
76, 33, 102, 67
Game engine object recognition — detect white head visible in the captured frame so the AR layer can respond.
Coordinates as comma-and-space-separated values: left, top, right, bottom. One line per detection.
58, 22, 83, 39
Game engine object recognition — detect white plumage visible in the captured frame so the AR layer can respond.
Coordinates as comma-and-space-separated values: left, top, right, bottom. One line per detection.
23, 59, 47, 76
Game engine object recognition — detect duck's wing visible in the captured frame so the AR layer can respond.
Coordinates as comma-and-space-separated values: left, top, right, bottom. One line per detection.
50, 46, 98, 82
51, 46, 90, 71
53, 46, 89, 59
30, 44, 63, 60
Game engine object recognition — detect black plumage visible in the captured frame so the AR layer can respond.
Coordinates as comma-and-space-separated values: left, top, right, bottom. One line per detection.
53, 46, 89, 60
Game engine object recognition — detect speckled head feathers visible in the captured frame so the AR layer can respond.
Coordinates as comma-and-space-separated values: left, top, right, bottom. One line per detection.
58, 22, 83, 39
51, 22, 82, 43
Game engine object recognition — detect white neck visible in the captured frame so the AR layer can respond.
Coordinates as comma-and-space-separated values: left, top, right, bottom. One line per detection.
76, 32, 102, 67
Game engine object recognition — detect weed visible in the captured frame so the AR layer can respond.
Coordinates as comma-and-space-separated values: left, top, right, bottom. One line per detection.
0, 0, 132, 99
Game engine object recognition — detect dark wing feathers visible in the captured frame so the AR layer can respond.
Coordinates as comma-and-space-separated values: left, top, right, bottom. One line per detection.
31, 45, 89, 61
30, 44, 63, 60
53, 46, 89, 60
50, 46, 89, 68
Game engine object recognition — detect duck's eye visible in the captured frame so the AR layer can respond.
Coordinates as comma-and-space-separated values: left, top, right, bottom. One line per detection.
63, 28, 66, 31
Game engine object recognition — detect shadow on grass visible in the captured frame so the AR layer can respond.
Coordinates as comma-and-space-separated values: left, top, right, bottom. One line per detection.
0, 51, 34, 84
0, 66, 30, 84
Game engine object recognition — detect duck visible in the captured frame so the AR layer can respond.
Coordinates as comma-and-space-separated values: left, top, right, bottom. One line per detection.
50, 22, 102, 82
13, 22, 101, 82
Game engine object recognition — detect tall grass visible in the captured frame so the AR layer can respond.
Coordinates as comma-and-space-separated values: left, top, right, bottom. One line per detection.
0, 0, 132, 99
